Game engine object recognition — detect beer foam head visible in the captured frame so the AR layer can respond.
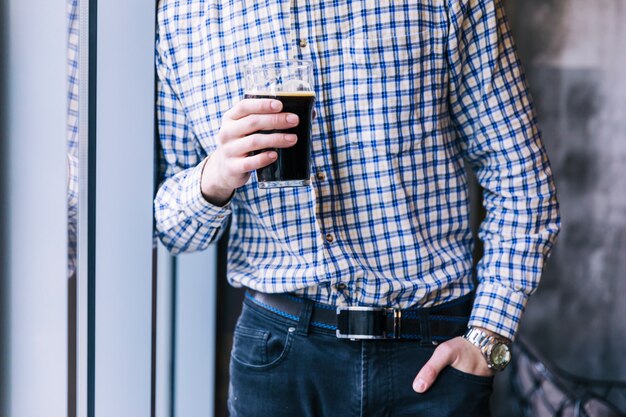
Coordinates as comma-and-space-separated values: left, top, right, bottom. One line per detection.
246, 79, 312, 95
281, 79, 312, 93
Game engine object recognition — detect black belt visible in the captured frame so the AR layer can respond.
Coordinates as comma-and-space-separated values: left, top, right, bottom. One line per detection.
246, 290, 473, 342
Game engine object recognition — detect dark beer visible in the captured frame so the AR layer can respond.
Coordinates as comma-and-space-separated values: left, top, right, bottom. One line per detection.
245, 91, 315, 187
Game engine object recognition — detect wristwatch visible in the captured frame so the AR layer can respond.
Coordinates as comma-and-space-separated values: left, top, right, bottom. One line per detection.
463, 327, 512, 371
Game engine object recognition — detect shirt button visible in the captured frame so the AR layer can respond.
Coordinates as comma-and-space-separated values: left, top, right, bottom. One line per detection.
299, 39, 308, 48
334, 283, 347, 291
316, 171, 326, 181
325, 233, 334, 243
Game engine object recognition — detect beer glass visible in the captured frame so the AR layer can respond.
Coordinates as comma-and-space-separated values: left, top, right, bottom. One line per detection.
244, 60, 315, 188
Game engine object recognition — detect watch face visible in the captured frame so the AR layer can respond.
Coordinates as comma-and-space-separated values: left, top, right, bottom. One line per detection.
490, 343, 512, 368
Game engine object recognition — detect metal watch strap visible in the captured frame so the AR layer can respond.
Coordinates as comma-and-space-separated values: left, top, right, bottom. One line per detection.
463, 327, 511, 371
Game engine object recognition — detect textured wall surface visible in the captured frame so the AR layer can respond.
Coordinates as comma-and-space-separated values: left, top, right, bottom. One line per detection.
494, 1, 626, 415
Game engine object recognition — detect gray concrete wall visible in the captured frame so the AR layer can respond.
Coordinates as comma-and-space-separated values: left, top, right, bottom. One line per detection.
494, 1, 626, 415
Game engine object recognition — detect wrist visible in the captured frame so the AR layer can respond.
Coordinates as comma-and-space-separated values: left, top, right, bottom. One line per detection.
463, 327, 512, 371
200, 156, 235, 206
473, 326, 511, 344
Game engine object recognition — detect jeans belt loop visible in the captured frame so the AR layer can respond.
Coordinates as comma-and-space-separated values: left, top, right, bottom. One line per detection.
295, 297, 314, 336
392, 308, 402, 339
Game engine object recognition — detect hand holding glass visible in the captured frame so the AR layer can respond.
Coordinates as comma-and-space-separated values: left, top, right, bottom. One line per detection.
244, 60, 315, 188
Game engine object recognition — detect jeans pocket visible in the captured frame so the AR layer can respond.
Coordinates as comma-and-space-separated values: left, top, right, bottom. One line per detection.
231, 323, 294, 371
444, 365, 495, 385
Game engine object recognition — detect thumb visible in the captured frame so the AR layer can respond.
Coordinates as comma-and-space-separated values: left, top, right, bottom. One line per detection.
413, 343, 455, 393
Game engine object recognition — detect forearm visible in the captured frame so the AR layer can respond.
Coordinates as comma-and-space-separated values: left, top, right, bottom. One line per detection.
155, 158, 232, 255
469, 154, 561, 341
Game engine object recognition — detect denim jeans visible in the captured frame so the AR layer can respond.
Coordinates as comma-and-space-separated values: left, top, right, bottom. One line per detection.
228, 296, 493, 417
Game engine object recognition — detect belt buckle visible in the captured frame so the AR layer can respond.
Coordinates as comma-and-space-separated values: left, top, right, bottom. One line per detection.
335, 306, 402, 340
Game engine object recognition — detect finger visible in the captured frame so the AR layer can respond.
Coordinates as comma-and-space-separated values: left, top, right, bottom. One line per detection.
413, 343, 456, 393
231, 150, 278, 174
224, 133, 297, 156
223, 113, 299, 140
224, 98, 282, 120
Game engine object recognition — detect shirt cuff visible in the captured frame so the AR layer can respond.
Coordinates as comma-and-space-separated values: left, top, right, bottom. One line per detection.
468, 281, 528, 342
180, 159, 231, 223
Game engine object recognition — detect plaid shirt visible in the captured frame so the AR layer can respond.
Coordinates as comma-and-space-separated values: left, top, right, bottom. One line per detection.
155, 0, 560, 340
67, 0, 79, 278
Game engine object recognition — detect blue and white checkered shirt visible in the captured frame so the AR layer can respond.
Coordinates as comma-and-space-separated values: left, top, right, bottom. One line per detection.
154, 0, 560, 340
67, 0, 79, 278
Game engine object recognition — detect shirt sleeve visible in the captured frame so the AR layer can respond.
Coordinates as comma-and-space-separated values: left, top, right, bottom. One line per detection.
153, 23, 231, 255
68, 153, 78, 277
446, 0, 561, 340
